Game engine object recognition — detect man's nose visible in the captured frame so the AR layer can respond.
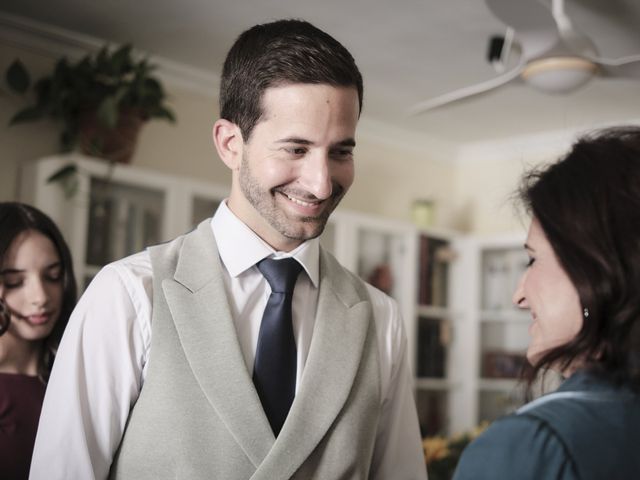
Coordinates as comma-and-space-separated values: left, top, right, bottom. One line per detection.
299, 152, 333, 200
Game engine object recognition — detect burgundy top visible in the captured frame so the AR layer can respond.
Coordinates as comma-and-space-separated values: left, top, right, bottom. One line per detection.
0, 373, 46, 480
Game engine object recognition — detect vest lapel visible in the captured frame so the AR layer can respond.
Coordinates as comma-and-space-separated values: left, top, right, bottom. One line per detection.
251, 249, 373, 480
162, 221, 275, 468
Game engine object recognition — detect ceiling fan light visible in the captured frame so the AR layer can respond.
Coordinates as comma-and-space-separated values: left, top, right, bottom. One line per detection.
521, 57, 598, 94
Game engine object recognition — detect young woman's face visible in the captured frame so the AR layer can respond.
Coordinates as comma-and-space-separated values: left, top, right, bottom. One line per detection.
512, 218, 584, 366
0, 230, 63, 343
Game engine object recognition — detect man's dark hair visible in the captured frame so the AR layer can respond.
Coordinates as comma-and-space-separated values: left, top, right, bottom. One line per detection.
517, 126, 640, 390
0, 202, 77, 382
219, 19, 363, 142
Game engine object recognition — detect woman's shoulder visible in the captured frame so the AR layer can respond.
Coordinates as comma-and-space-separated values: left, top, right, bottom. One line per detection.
453, 413, 578, 480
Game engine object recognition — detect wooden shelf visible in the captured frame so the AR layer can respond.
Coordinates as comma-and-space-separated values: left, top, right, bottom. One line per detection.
416, 305, 458, 319
415, 378, 458, 390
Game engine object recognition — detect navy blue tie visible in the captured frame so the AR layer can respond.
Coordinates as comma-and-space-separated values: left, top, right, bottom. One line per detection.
253, 257, 302, 436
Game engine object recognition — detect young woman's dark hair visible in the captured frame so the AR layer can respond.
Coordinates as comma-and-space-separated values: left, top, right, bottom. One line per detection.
517, 126, 640, 390
0, 202, 77, 381
220, 18, 363, 142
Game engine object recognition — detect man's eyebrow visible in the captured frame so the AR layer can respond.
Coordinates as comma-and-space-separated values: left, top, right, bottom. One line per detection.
276, 138, 313, 145
335, 138, 356, 148
524, 243, 534, 252
275, 138, 356, 147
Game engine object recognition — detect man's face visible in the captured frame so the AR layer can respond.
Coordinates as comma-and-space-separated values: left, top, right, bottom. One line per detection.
227, 83, 359, 252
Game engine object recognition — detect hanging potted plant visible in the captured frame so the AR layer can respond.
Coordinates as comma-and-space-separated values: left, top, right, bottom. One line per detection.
5, 43, 176, 175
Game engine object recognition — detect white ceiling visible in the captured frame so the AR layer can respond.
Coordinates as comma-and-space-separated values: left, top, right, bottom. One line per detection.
2, 0, 640, 148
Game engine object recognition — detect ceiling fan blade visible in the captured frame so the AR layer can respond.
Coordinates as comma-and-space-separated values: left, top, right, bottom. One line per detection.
486, 0, 560, 60
550, 0, 598, 57
407, 64, 524, 115
594, 55, 640, 79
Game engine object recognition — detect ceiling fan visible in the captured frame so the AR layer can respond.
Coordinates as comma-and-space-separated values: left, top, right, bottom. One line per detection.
408, 0, 640, 114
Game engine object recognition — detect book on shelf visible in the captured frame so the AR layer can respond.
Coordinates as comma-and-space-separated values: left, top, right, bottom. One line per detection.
85, 196, 113, 266
417, 317, 446, 378
418, 235, 451, 307
417, 390, 446, 437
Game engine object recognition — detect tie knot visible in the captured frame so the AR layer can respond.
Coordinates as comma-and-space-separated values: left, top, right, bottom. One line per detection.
257, 257, 302, 294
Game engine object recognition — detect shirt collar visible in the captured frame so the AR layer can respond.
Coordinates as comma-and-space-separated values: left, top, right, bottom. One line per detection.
210, 201, 320, 287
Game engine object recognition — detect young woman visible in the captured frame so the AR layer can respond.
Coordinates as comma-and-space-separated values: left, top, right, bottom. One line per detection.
454, 127, 640, 480
0, 202, 76, 479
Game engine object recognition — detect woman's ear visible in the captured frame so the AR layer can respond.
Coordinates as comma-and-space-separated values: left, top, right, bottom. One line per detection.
212, 119, 243, 170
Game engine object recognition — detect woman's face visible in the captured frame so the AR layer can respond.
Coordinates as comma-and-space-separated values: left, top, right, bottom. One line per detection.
0, 230, 63, 343
512, 218, 583, 367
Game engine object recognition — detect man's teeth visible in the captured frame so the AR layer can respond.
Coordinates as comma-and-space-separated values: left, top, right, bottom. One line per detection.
286, 194, 316, 207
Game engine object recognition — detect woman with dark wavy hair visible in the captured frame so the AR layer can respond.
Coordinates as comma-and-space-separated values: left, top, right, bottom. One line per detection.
0, 202, 76, 479
454, 126, 640, 480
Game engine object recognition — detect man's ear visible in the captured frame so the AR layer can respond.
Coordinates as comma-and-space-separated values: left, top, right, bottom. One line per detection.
212, 119, 243, 170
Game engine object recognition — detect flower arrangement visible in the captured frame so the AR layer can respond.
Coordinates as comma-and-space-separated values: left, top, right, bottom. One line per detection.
423, 422, 489, 480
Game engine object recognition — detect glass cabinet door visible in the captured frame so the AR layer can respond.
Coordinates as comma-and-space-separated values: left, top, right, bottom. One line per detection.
191, 196, 220, 228
85, 178, 164, 286
355, 228, 407, 299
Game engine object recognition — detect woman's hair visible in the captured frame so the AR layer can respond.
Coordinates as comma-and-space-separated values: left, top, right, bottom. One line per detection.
517, 126, 640, 390
0, 202, 77, 382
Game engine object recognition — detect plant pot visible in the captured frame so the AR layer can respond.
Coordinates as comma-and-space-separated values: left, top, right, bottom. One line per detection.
78, 108, 146, 164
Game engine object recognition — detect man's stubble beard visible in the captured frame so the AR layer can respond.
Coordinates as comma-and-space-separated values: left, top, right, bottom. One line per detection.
239, 153, 345, 242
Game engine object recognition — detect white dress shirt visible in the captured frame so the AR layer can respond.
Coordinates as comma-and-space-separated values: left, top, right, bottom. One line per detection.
30, 202, 427, 480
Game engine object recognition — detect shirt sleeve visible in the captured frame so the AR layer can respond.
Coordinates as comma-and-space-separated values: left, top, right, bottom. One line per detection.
29, 258, 151, 480
452, 414, 579, 480
367, 287, 428, 480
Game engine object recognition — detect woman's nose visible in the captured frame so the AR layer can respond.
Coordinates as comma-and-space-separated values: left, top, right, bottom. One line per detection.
27, 278, 49, 308
512, 271, 528, 308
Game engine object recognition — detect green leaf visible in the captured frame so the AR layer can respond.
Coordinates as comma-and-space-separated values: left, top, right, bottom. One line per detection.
9, 106, 43, 124
97, 96, 119, 128
153, 106, 176, 122
46, 163, 78, 183
5, 59, 30, 94
111, 44, 133, 72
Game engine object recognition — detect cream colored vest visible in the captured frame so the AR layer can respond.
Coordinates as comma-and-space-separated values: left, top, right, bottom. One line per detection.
109, 220, 381, 479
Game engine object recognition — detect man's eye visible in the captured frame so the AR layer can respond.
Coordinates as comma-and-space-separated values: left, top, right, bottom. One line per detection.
526, 257, 535, 267
286, 147, 307, 155
331, 149, 353, 159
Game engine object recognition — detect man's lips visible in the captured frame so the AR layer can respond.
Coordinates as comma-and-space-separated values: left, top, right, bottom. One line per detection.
282, 192, 323, 208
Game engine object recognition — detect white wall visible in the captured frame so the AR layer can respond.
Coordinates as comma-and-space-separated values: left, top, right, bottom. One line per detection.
0, 38, 461, 230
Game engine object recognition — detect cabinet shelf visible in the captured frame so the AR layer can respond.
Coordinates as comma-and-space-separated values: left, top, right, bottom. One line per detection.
478, 378, 521, 391
415, 378, 459, 390
416, 305, 461, 320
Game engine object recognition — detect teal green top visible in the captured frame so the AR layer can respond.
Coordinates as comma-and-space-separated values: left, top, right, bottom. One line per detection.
453, 371, 640, 480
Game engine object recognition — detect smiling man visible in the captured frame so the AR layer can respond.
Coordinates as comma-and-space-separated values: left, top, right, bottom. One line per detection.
30, 20, 427, 480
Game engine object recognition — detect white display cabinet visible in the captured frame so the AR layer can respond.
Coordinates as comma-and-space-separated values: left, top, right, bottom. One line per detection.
323, 211, 464, 437
19, 154, 228, 291
457, 233, 532, 427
